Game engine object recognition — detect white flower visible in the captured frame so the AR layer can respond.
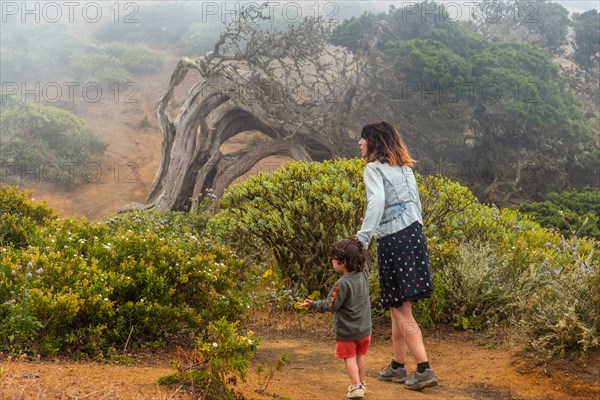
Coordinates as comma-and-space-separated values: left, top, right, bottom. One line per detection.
212, 342, 218, 347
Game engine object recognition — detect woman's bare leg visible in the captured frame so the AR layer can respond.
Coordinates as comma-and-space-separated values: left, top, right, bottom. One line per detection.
391, 302, 428, 363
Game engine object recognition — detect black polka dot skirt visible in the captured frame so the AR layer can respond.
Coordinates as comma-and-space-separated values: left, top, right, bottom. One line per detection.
376, 221, 433, 309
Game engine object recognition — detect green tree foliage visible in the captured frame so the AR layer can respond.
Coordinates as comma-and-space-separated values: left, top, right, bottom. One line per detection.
213, 159, 366, 294
571, 9, 600, 70
0, 99, 106, 182
470, 0, 569, 54
466, 42, 590, 193
384, 40, 470, 86
331, 1, 595, 201
515, 189, 600, 239
537, 1, 571, 53
330, 12, 380, 52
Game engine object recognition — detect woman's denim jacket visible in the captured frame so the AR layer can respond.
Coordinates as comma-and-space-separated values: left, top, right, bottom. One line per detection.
357, 161, 423, 247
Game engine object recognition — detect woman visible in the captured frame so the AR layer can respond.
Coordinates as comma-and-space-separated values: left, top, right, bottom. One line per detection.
356, 121, 438, 391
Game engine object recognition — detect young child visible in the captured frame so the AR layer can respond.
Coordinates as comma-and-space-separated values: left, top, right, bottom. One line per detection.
298, 237, 372, 399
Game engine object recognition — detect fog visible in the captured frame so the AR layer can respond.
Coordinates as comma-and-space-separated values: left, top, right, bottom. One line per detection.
0, 0, 598, 218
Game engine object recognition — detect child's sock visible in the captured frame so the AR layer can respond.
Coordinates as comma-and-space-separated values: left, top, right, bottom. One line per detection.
417, 361, 430, 373
391, 359, 405, 369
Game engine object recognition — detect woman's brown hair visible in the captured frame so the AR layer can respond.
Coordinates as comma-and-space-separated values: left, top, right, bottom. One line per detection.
361, 121, 415, 167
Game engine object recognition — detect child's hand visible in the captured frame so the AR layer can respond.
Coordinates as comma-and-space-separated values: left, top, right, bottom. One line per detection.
298, 299, 312, 308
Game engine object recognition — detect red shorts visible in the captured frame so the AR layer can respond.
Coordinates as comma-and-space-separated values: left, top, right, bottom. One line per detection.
335, 335, 371, 359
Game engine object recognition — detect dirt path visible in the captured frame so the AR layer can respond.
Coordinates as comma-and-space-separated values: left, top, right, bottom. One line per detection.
2, 322, 599, 400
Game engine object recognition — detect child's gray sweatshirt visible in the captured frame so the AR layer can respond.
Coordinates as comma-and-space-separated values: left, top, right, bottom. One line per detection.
310, 270, 372, 341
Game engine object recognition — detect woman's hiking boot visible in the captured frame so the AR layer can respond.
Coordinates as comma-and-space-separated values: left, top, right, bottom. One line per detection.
404, 368, 438, 391
378, 364, 407, 383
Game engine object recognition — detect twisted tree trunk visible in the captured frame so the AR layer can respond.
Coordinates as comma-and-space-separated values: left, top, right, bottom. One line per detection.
141, 12, 361, 212
145, 58, 336, 212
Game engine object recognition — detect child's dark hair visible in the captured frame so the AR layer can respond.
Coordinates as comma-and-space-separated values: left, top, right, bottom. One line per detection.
329, 237, 367, 273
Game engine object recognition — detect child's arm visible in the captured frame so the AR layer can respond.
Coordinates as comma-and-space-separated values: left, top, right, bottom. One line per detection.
299, 281, 347, 313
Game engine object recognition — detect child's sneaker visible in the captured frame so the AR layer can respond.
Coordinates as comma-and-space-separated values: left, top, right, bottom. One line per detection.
404, 368, 438, 391
347, 383, 365, 399
360, 381, 366, 394
378, 364, 407, 383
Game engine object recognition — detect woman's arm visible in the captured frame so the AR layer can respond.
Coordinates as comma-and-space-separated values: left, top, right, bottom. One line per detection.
357, 164, 385, 247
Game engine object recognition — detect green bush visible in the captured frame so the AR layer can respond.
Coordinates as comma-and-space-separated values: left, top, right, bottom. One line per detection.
70, 44, 162, 86
515, 189, 600, 240
214, 158, 366, 294
119, 46, 164, 74
0, 100, 106, 182
159, 318, 258, 399
331, 12, 380, 52
0, 200, 249, 357
213, 159, 599, 358
439, 241, 512, 329
513, 255, 599, 358
0, 185, 56, 248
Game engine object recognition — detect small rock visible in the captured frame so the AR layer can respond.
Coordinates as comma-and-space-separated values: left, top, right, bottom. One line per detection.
19, 372, 41, 379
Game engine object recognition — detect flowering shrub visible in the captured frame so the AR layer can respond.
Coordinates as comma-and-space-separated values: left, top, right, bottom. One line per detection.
438, 241, 508, 329
2, 161, 598, 360
509, 232, 599, 358
0, 202, 248, 357
0, 186, 56, 248
158, 318, 258, 399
